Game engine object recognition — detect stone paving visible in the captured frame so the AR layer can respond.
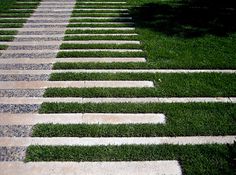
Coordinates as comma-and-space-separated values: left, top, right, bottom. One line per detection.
0, 0, 235, 174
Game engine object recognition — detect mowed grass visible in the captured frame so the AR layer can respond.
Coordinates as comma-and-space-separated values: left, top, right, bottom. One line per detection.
33, 102, 236, 137
67, 23, 133, 27
57, 51, 145, 58
60, 43, 141, 49
61, 0, 236, 69
65, 29, 135, 34
26, 144, 236, 175
0, 0, 39, 50
47, 73, 236, 97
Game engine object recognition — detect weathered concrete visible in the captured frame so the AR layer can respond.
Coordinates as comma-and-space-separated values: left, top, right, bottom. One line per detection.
0, 113, 166, 125
0, 161, 182, 175
0, 136, 235, 146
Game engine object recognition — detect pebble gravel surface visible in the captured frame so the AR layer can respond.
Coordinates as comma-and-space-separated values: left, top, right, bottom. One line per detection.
0, 90, 45, 97
0, 74, 49, 81
0, 104, 40, 113
0, 125, 33, 137
0, 64, 52, 70
0, 147, 27, 161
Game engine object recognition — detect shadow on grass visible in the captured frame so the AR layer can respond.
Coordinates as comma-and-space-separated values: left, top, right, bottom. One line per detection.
129, 0, 236, 38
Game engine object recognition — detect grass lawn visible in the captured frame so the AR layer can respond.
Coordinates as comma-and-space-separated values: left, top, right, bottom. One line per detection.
57, 0, 236, 69
0, 0, 40, 51
33, 101, 236, 136
47, 72, 236, 97
26, 144, 236, 175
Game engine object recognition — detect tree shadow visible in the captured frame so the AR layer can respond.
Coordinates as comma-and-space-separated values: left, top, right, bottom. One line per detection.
129, 0, 236, 38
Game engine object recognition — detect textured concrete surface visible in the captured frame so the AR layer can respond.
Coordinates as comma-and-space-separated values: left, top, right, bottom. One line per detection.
0, 97, 233, 104
0, 136, 235, 147
0, 161, 182, 175
0, 113, 166, 125
0, 81, 155, 89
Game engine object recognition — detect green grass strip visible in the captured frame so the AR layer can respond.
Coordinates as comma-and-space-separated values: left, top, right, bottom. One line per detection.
0, 44, 7, 50
60, 43, 141, 49
65, 29, 135, 34
57, 51, 145, 58
0, 9, 34, 13
26, 144, 235, 175
0, 19, 26, 23
67, 23, 133, 27
0, 13, 31, 17
64, 35, 138, 41
70, 18, 132, 22
33, 101, 236, 136
74, 6, 130, 9
9, 5, 38, 9
0, 36, 14, 41
47, 73, 236, 97
0, 23, 23, 28
39, 102, 234, 114
0, 30, 17, 35
72, 13, 129, 17
73, 10, 128, 13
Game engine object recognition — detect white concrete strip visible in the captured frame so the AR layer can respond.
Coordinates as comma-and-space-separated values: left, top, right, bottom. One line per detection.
0, 33, 138, 37
0, 57, 146, 63
0, 161, 182, 175
0, 41, 140, 45
2, 49, 143, 53
70, 17, 132, 19
229, 97, 236, 103
0, 113, 166, 125
82, 97, 232, 103
0, 136, 235, 146
74, 8, 129, 11
0, 27, 135, 31
0, 69, 235, 74
60, 49, 143, 52
0, 81, 154, 89
0, 97, 233, 104
79, 2, 127, 4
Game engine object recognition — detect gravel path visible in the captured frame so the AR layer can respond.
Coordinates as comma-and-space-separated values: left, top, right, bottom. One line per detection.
0, 64, 52, 70
0, 74, 49, 81
0, 147, 26, 161
0, 90, 45, 97
0, 125, 33, 137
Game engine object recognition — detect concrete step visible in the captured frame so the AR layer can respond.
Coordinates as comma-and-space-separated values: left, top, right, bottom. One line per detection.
0, 113, 166, 125
0, 69, 235, 74
0, 57, 146, 63
0, 136, 235, 146
0, 27, 135, 31
1, 41, 141, 45
0, 97, 233, 104
2, 49, 143, 53
0, 161, 182, 175
0, 81, 155, 89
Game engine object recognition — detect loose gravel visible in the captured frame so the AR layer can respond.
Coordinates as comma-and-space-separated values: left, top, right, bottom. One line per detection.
14, 37, 63, 41
0, 89, 45, 97
0, 53, 57, 58
0, 104, 40, 113
0, 74, 49, 81
18, 31, 65, 35
0, 64, 52, 70
8, 45, 59, 50
0, 147, 26, 161
0, 125, 33, 137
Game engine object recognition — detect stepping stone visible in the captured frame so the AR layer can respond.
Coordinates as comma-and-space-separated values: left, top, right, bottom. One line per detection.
0, 97, 232, 104
0, 57, 146, 63
0, 136, 235, 146
0, 81, 155, 89
0, 161, 182, 175
1, 69, 235, 74
0, 113, 166, 125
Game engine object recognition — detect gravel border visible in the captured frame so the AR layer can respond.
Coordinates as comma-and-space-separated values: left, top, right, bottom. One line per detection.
0, 104, 40, 113
0, 147, 26, 161
0, 125, 33, 137
0, 89, 45, 97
